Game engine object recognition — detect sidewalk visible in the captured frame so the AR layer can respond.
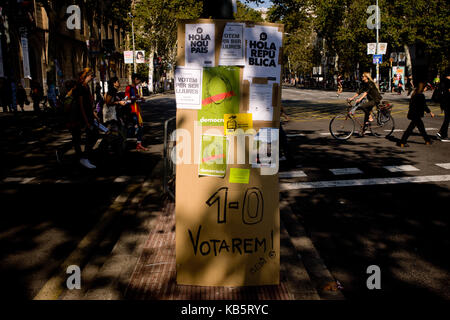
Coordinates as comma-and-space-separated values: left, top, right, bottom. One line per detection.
60, 160, 344, 300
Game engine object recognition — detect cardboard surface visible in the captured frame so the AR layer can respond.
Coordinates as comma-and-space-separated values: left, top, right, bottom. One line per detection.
175, 19, 283, 286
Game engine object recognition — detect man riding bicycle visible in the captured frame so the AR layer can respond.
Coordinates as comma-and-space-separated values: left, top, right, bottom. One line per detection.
347, 72, 382, 135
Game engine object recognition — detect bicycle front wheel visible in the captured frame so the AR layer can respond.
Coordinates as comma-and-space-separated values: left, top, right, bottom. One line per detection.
330, 113, 355, 140
370, 112, 395, 138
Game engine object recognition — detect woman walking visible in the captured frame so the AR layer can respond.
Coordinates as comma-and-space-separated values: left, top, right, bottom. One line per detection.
71, 68, 98, 169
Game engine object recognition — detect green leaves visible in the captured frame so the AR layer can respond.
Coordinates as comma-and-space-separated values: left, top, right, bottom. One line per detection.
267, 0, 449, 75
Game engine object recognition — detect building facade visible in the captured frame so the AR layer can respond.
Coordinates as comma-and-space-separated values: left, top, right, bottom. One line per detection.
0, 0, 129, 94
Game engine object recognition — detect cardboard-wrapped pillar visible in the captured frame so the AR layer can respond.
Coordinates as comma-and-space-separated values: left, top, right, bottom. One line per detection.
175, 19, 284, 286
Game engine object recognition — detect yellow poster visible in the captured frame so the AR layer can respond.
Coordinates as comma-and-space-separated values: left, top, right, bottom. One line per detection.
224, 113, 253, 135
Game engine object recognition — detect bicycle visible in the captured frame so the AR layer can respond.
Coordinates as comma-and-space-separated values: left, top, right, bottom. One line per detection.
329, 100, 395, 140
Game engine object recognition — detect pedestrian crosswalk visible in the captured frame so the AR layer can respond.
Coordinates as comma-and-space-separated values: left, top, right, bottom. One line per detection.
280, 175, 450, 190
279, 163, 450, 190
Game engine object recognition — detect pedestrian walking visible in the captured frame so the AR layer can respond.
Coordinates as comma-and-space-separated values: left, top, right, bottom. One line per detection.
397, 81, 434, 147
0, 78, 8, 112
336, 74, 343, 97
397, 78, 404, 95
70, 68, 98, 169
16, 82, 28, 112
31, 81, 43, 113
125, 73, 148, 151
436, 70, 450, 142
0, 77, 12, 112
406, 76, 414, 96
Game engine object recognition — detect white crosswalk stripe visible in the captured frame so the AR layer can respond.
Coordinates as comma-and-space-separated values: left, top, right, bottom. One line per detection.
383, 165, 420, 172
279, 170, 307, 178
436, 163, 450, 170
329, 168, 363, 175
281, 175, 450, 190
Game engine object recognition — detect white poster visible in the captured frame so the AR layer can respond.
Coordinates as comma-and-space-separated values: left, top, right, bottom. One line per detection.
185, 23, 215, 67
377, 43, 388, 55
136, 50, 145, 63
21, 34, 31, 79
248, 83, 273, 121
244, 25, 282, 83
175, 67, 203, 109
219, 23, 245, 66
367, 43, 376, 55
124, 51, 133, 64
0, 41, 4, 78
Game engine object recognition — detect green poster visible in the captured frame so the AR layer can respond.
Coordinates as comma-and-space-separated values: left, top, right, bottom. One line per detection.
198, 66, 240, 126
199, 135, 228, 177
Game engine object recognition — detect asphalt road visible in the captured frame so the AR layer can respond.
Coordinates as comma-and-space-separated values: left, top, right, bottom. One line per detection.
280, 87, 450, 299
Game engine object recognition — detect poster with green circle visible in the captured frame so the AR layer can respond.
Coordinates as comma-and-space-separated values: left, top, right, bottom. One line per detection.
198, 66, 240, 126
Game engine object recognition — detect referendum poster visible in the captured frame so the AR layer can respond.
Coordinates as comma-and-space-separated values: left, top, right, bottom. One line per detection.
244, 25, 282, 83
393, 66, 405, 86
199, 135, 227, 177
185, 23, 215, 67
136, 50, 145, 63
224, 113, 253, 135
367, 43, 376, 55
198, 66, 240, 126
175, 67, 202, 109
219, 23, 245, 66
124, 51, 133, 64
249, 83, 273, 121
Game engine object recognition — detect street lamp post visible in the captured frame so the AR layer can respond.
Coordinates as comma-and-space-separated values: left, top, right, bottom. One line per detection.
129, 12, 136, 73
376, 0, 379, 85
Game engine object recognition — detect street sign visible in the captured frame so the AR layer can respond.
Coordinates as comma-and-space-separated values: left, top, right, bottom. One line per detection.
373, 54, 382, 64
124, 51, 133, 64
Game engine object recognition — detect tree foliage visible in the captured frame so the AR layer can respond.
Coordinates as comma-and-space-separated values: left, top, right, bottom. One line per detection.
234, 1, 264, 22
133, 0, 202, 75
267, 0, 450, 76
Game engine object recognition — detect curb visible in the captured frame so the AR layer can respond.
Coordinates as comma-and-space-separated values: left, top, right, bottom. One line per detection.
280, 200, 345, 300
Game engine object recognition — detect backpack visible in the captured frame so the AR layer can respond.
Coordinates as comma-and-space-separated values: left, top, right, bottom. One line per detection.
432, 83, 444, 103
63, 93, 75, 115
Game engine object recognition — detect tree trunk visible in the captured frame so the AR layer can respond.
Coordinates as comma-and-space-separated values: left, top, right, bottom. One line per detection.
404, 44, 412, 77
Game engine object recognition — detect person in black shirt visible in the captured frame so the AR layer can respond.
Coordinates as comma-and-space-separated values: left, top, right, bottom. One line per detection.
436, 70, 450, 141
347, 72, 382, 135
397, 81, 434, 147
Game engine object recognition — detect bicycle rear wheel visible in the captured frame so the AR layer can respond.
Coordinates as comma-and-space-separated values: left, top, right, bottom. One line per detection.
330, 113, 355, 140
370, 111, 395, 138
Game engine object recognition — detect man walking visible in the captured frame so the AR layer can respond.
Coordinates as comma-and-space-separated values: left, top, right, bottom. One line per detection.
397, 81, 434, 147
436, 70, 450, 142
